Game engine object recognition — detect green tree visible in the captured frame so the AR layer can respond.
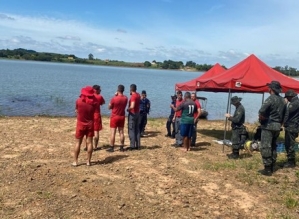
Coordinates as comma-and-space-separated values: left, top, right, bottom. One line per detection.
144, 61, 151, 67
88, 53, 94, 60
186, 61, 196, 68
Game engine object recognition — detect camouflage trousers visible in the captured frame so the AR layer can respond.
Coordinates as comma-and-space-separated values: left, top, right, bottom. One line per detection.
231, 128, 247, 150
285, 130, 298, 161
260, 129, 280, 167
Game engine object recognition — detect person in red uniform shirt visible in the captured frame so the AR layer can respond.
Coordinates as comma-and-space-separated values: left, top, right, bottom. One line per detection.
107, 84, 128, 152
191, 92, 201, 146
171, 91, 184, 147
73, 86, 96, 166
92, 85, 105, 150
127, 84, 141, 150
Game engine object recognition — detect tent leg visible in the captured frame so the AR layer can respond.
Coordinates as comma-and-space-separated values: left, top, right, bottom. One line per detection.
223, 89, 231, 153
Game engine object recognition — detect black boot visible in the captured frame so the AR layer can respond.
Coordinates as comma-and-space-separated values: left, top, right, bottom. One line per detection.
227, 149, 239, 159
283, 159, 296, 168
258, 165, 272, 176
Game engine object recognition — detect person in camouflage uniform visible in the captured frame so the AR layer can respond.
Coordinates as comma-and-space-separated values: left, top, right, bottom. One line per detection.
225, 96, 246, 159
283, 89, 299, 168
258, 81, 286, 176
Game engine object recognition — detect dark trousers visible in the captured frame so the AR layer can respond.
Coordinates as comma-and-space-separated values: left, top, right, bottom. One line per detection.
139, 113, 147, 133
128, 113, 140, 148
166, 114, 175, 137
260, 129, 280, 167
191, 121, 198, 145
285, 130, 298, 161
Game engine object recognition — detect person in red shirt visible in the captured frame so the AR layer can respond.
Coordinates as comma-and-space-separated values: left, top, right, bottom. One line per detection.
92, 85, 105, 150
107, 84, 128, 152
171, 90, 184, 147
73, 86, 96, 166
191, 92, 201, 146
127, 84, 141, 150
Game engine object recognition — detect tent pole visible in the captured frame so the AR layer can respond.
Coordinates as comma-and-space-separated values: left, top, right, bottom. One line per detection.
262, 93, 264, 103
223, 89, 231, 153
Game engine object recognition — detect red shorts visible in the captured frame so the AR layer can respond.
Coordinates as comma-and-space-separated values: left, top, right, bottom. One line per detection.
94, 114, 103, 131
110, 115, 125, 128
75, 125, 94, 139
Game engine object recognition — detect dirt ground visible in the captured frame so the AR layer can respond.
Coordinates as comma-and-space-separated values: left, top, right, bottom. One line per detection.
0, 116, 299, 219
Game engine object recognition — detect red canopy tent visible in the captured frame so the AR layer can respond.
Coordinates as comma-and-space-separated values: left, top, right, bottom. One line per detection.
175, 63, 226, 91
195, 54, 299, 93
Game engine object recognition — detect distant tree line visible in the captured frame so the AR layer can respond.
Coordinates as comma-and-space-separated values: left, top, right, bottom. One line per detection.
1, 48, 299, 75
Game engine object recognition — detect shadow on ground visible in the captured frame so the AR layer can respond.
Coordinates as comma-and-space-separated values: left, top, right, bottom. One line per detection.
142, 131, 161, 138
140, 145, 162, 150
97, 155, 129, 164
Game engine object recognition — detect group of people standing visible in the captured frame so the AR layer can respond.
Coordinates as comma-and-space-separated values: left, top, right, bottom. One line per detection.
166, 91, 202, 151
225, 80, 299, 176
72, 84, 150, 166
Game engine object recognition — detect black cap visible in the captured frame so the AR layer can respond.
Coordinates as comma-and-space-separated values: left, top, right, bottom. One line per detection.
230, 96, 242, 104
141, 90, 146, 95
267, 81, 282, 94
284, 89, 297, 98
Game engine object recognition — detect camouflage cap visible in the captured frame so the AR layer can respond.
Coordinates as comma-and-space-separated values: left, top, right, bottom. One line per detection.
267, 81, 282, 94
231, 96, 242, 104
284, 89, 297, 98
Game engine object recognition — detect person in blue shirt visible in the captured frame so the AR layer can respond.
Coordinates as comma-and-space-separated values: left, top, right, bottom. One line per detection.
139, 90, 151, 136
165, 95, 176, 138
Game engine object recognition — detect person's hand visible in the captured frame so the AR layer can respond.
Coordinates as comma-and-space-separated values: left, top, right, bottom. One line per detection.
225, 113, 230, 118
170, 104, 174, 108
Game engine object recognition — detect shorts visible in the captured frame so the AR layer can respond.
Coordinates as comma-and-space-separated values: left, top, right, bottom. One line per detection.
94, 114, 102, 131
110, 115, 125, 128
75, 125, 94, 139
180, 124, 194, 138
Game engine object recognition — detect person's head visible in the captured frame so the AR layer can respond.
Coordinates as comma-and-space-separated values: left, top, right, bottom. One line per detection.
92, 85, 101, 94
81, 86, 95, 98
191, 92, 197, 101
130, 84, 137, 94
230, 96, 242, 106
141, 90, 147, 99
184, 92, 191, 100
267, 81, 281, 95
176, 91, 183, 100
117, 84, 125, 93
171, 94, 177, 101
284, 89, 297, 101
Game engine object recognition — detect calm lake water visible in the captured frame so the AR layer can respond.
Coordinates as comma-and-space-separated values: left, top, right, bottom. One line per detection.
0, 59, 291, 123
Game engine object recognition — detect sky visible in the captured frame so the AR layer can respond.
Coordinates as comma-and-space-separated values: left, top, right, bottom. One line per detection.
1, 0, 299, 68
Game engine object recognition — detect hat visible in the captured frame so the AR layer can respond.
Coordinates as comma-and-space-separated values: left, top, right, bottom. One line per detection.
230, 96, 242, 104
284, 89, 297, 98
141, 90, 146, 95
81, 86, 94, 97
171, 94, 177, 99
267, 81, 282, 94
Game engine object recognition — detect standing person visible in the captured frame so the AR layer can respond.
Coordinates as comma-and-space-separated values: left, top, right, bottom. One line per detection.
127, 84, 141, 150
283, 89, 299, 168
225, 96, 246, 159
165, 95, 176, 138
191, 92, 201, 146
171, 91, 184, 147
258, 81, 286, 176
107, 85, 128, 152
171, 92, 199, 151
73, 86, 96, 166
139, 90, 151, 137
92, 85, 105, 150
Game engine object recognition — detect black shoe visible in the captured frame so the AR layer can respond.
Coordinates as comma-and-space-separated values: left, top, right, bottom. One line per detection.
120, 146, 124, 152
93, 147, 101, 151
106, 147, 114, 152
258, 166, 272, 176
191, 143, 195, 147
171, 143, 178, 147
126, 147, 137, 151
227, 153, 239, 159
165, 134, 171, 137
283, 161, 296, 168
